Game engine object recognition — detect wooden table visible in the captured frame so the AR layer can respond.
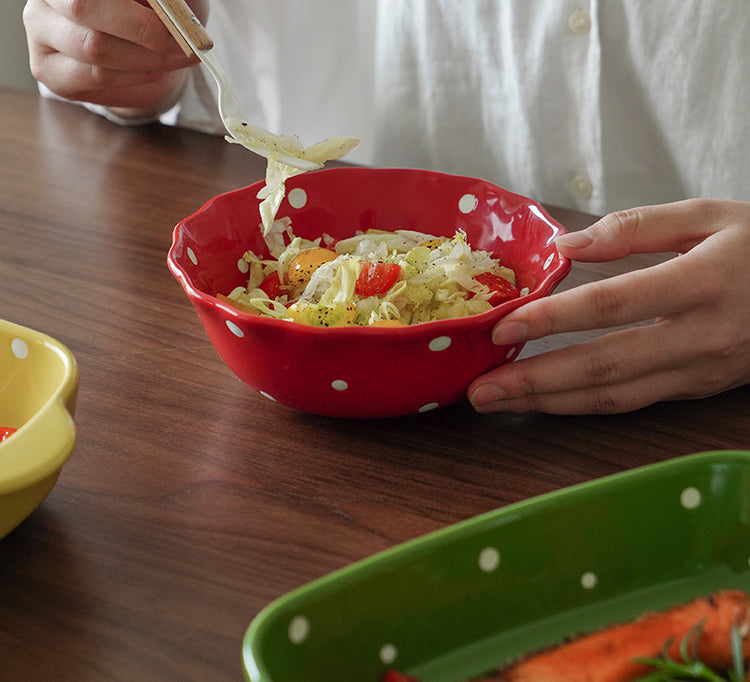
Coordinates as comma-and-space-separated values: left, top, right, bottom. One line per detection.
1, 87, 748, 681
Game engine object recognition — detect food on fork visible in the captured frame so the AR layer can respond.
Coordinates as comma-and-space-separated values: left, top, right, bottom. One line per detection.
146, 1, 361, 233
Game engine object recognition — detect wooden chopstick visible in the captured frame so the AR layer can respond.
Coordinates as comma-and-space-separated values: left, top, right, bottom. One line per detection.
145, 0, 214, 56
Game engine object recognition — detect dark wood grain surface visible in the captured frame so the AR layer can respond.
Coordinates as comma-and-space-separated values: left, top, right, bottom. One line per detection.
1, 87, 748, 681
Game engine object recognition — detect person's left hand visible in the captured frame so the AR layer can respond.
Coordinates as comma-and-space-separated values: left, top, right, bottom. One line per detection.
467, 198, 750, 414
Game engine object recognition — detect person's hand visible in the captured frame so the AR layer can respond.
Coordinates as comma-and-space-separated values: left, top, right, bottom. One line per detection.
468, 198, 750, 414
23, 0, 209, 120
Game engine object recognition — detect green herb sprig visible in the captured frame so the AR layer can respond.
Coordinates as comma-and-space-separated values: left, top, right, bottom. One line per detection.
633, 620, 745, 682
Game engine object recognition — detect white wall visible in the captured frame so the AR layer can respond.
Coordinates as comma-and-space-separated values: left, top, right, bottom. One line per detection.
0, 0, 36, 90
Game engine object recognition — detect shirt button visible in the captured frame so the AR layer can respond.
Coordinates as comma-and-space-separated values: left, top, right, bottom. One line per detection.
572, 173, 593, 199
568, 8, 591, 34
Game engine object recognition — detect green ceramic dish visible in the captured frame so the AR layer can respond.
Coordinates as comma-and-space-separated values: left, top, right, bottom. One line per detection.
243, 450, 750, 681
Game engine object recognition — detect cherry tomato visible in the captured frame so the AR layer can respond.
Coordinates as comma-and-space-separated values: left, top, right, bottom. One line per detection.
259, 271, 283, 299
1, 426, 16, 442
474, 272, 520, 305
355, 262, 401, 297
287, 248, 337, 287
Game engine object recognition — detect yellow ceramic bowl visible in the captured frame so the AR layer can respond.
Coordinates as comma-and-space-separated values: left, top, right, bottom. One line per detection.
0, 319, 78, 539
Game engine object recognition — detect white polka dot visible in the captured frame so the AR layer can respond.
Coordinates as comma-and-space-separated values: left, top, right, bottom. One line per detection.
680, 486, 702, 509
428, 336, 452, 352
504, 346, 517, 361
259, 391, 276, 402
543, 253, 555, 269
288, 187, 308, 209
187, 247, 198, 265
418, 402, 439, 413
225, 320, 244, 337
11, 338, 28, 359
478, 546, 501, 573
458, 193, 478, 214
288, 615, 309, 644
331, 379, 348, 391
379, 643, 398, 665
237, 258, 249, 273
580, 571, 598, 589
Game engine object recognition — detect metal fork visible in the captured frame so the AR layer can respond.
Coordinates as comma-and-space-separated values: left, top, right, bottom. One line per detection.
147, 0, 355, 170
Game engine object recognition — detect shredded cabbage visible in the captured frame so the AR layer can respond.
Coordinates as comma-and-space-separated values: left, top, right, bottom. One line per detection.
222, 228, 524, 327
254, 135, 362, 239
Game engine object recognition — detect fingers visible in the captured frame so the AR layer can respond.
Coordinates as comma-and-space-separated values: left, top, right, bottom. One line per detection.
53, 66, 189, 109
24, 0, 199, 111
33, 45, 175, 102
554, 198, 734, 262
491, 198, 750, 347
468, 317, 750, 415
470, 367, 693, 415
491, 252, 700, 346
27, 0, 193, 74
41, 0, 184, 56
469, 324, 678, 414
481, 324, 668, 397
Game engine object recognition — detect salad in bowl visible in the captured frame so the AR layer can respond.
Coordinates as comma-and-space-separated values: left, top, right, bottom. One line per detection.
220, 224, 527, 328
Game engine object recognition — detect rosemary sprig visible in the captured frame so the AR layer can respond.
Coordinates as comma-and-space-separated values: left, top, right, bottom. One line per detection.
633, 620, 745, 682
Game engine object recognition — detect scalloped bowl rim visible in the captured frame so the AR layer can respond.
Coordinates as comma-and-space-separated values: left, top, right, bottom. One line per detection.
168, 168, 571, 335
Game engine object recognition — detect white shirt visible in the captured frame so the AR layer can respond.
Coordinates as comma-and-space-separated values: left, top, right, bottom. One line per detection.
152, 1, 750, 214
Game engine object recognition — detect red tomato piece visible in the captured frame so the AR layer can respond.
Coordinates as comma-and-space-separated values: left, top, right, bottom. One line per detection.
382, 672, 421, 682
0, 426, 16, 442
474, 272, 520, 305
355, 262, 401, 297
259, 271, 283, 299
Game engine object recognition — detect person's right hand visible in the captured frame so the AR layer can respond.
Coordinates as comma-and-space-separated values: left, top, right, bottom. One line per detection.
23, 0, 209, 120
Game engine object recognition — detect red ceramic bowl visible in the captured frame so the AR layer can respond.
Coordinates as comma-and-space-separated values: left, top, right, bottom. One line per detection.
168, 168, 570, 418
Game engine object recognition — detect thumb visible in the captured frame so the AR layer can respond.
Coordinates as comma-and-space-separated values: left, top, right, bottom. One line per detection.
554, 199, 722, 263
